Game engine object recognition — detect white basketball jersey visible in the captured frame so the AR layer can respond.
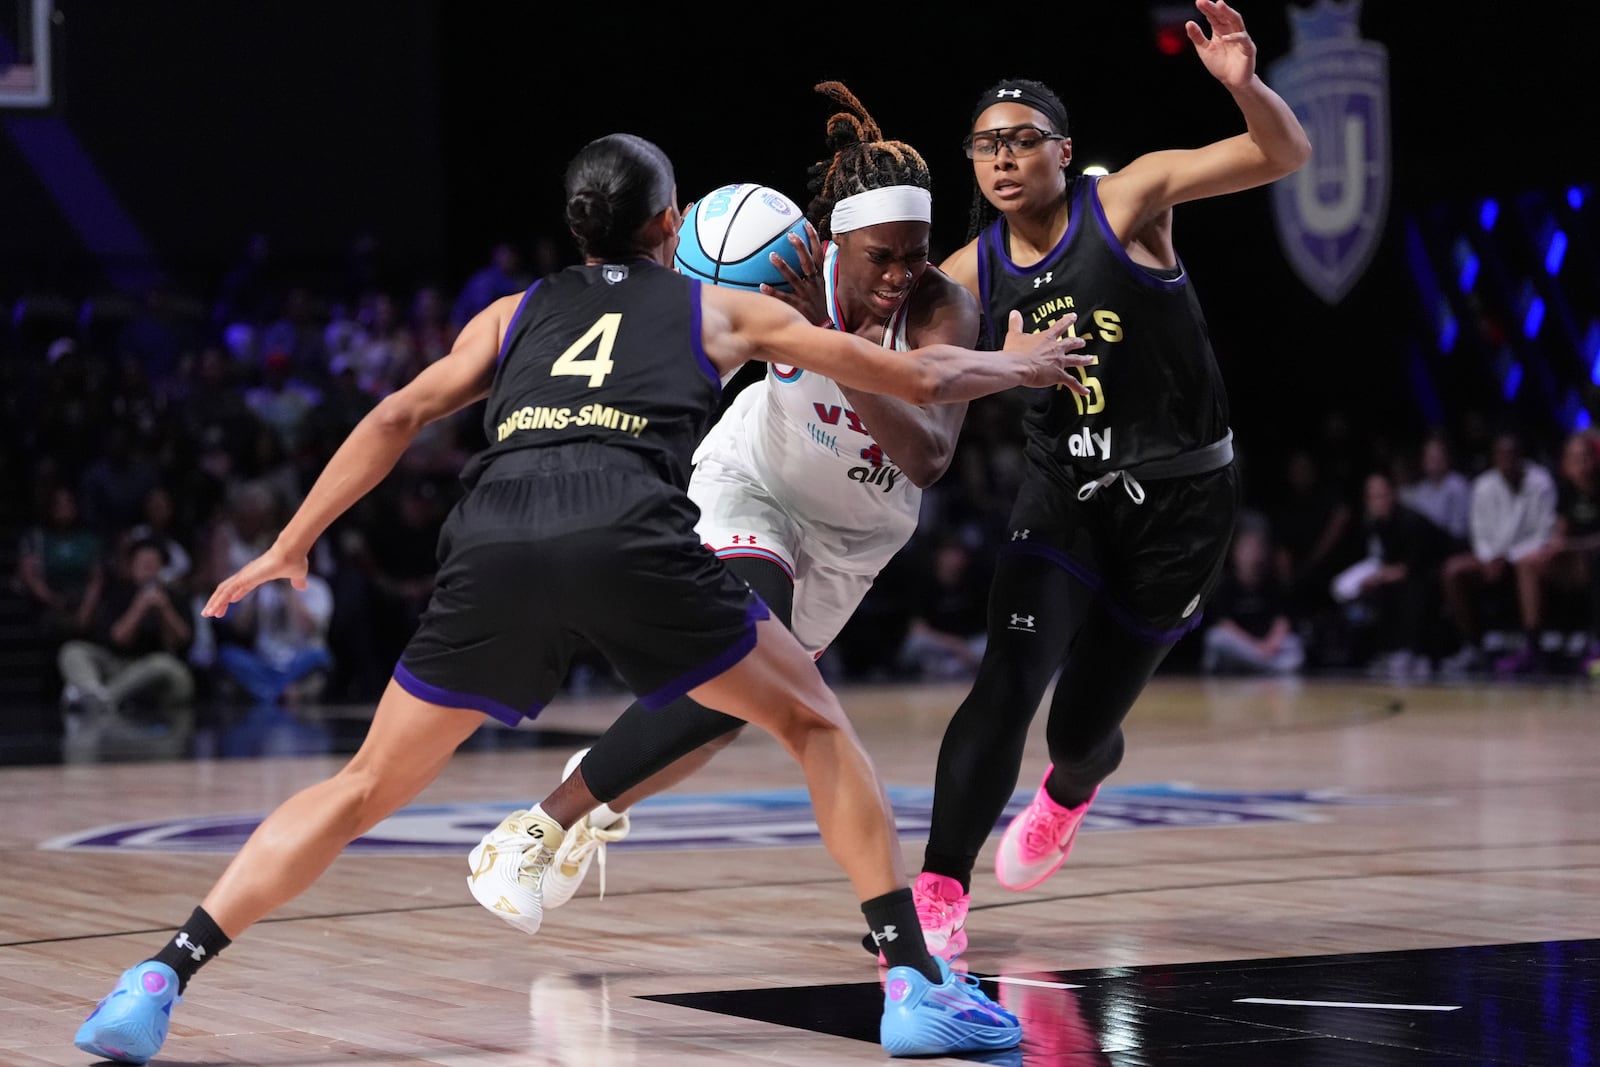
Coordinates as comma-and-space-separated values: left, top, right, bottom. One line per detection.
692, 243, 922, 564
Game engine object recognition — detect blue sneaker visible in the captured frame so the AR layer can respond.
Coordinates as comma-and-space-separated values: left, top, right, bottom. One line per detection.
880, 956, 1020, 1056
74, 961, 181, 1064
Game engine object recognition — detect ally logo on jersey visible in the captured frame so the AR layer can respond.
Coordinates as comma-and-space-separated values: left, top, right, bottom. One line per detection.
801, 400, 907, 493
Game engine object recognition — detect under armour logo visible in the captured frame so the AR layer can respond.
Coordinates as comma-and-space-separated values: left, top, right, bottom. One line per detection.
997, 89, 1022, 98
1009, 614, 1036, 630
1032, 272, 1053, 288
1011, 529, 1031, 540
870, 925, 899, 945
731, 534, 758, 545
174, 932, 206, 962
602, 264, 629, 284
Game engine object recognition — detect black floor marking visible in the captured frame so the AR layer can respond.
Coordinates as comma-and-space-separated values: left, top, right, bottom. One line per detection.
643, 939, 1599, 1065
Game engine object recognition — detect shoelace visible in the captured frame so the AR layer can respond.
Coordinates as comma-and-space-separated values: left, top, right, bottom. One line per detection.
1021, 803, 1078, 855
1076, 469, 1146, 504
562, 823, 612, 900
945, 969, 1014, 1023
914, 887, 964, 929
506, 814, 559, 887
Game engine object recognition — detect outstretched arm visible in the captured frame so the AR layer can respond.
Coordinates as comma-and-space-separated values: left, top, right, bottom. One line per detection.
1101, 0, 1311, 227
700, 284, 1089, 406
204, 293, 519, 617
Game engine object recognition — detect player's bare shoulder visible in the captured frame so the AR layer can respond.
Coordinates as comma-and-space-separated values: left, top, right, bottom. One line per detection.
906, 263, 981, 344
937, 238, 981, 295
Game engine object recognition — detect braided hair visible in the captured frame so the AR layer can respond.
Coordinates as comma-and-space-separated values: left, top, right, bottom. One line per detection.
805, 81, 932, 241
965, 77, 1069, 240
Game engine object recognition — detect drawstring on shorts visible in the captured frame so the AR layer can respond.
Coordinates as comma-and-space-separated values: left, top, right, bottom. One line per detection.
1076, 470, 1146, 504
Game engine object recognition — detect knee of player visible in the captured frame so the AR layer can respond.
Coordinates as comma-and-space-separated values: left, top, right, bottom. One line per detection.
769, 691, 851, 743
331, 760, 393, 819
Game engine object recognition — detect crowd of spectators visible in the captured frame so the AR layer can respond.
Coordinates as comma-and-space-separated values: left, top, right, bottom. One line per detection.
4, 238, 1596, 764
1205, 427, 1600, 682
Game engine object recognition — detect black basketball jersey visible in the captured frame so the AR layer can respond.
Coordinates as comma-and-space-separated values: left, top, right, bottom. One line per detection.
466, 260, 721, 489
976, 175, 1230, 476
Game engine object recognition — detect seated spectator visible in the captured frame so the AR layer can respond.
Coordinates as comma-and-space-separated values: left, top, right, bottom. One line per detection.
244, 350, 321, 454
189, 479, 286, 672
1500, 431, 1600, 675
1440, 431, 1557, 673
259, 286, 329, 381
15, 485, 105, 641
123, 485, 193, 589
406, 283, 454, 366
348, 479, 445, 666
450, 241, 530, 333
178, 347, 259, 461
345, 290, 414, 398
212, 569, 335, 707
896, 534, 989, 680
1402, 431, 1471, 548
1272, 448, 1354, 618
57, 538, 194, 738
1331, 471, 1452, 679
1203, 515, 1304, 676
77, 423, 161, 537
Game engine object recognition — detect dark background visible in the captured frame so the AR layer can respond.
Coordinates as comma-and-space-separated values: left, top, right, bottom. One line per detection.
3, 0, 1595, 450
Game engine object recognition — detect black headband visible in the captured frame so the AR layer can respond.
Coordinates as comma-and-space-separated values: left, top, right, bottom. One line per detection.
972, 84, 1068, 135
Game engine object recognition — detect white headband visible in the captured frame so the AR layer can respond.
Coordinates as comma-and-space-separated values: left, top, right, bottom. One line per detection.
828, 185, 932, 233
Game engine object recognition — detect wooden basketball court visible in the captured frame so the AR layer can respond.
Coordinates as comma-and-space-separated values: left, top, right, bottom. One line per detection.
3, 675, 1597, 1064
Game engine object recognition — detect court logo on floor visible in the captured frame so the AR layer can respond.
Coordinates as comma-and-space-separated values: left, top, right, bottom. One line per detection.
39, 783, 1435, 855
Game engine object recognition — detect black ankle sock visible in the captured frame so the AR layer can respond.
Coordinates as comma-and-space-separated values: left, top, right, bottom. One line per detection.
150, 906, 231, 993
861, 888, 940, 983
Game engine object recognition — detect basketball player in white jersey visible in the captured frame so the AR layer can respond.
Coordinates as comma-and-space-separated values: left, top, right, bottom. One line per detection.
467, 82, 986, 931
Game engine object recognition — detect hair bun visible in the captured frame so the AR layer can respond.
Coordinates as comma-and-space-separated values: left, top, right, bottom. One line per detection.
566, 188, 614, 244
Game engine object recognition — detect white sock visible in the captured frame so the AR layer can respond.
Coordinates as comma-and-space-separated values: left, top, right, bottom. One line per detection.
589, 802, 626, 830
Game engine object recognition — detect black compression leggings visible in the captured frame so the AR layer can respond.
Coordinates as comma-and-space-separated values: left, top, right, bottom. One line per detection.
922, 552, 1174, 889
577, 556, 796, 802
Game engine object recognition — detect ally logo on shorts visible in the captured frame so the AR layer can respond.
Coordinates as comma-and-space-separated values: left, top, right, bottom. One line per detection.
39, 784, 1435, 855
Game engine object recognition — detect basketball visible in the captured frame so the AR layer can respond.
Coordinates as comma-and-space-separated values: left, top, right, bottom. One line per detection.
674, 182, 808, 291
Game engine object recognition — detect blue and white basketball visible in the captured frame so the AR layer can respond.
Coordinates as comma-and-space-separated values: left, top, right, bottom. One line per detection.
675, 183, 808, 291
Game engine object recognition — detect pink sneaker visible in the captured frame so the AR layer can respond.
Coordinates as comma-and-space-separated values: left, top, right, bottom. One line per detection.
915, 872, 970, 960
995, 767, 1097, 890
877, 872, 970, 964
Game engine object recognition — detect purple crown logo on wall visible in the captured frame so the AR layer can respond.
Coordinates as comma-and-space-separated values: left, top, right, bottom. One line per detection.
1267, 0, 1390, 305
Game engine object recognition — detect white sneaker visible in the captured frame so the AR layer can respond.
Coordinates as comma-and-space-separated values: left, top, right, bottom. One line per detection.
541, 748, 632, 910
466, 809, 564, 935
543, 811, 631, 909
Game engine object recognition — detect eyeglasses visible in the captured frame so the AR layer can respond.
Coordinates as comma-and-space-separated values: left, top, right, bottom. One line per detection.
962, 126, 1065, 161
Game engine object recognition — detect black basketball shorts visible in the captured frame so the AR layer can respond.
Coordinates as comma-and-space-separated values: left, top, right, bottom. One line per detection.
998, 460, 1241, 641
395, 452, 768, 725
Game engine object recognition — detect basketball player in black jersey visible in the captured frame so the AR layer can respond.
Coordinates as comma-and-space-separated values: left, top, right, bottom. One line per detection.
466, 83, 988, 939
72, 133, 1089, 1063
904, 0, 1312, 958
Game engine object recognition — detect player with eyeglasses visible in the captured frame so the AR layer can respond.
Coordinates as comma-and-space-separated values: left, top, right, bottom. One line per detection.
897, 0, 1313, 960
963, 126, 1067, 160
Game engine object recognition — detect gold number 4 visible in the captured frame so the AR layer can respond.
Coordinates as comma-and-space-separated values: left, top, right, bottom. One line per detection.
551, 312, 620, 388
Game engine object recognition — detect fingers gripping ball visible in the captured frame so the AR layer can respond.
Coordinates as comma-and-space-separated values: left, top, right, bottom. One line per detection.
675, 183, 808, 291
